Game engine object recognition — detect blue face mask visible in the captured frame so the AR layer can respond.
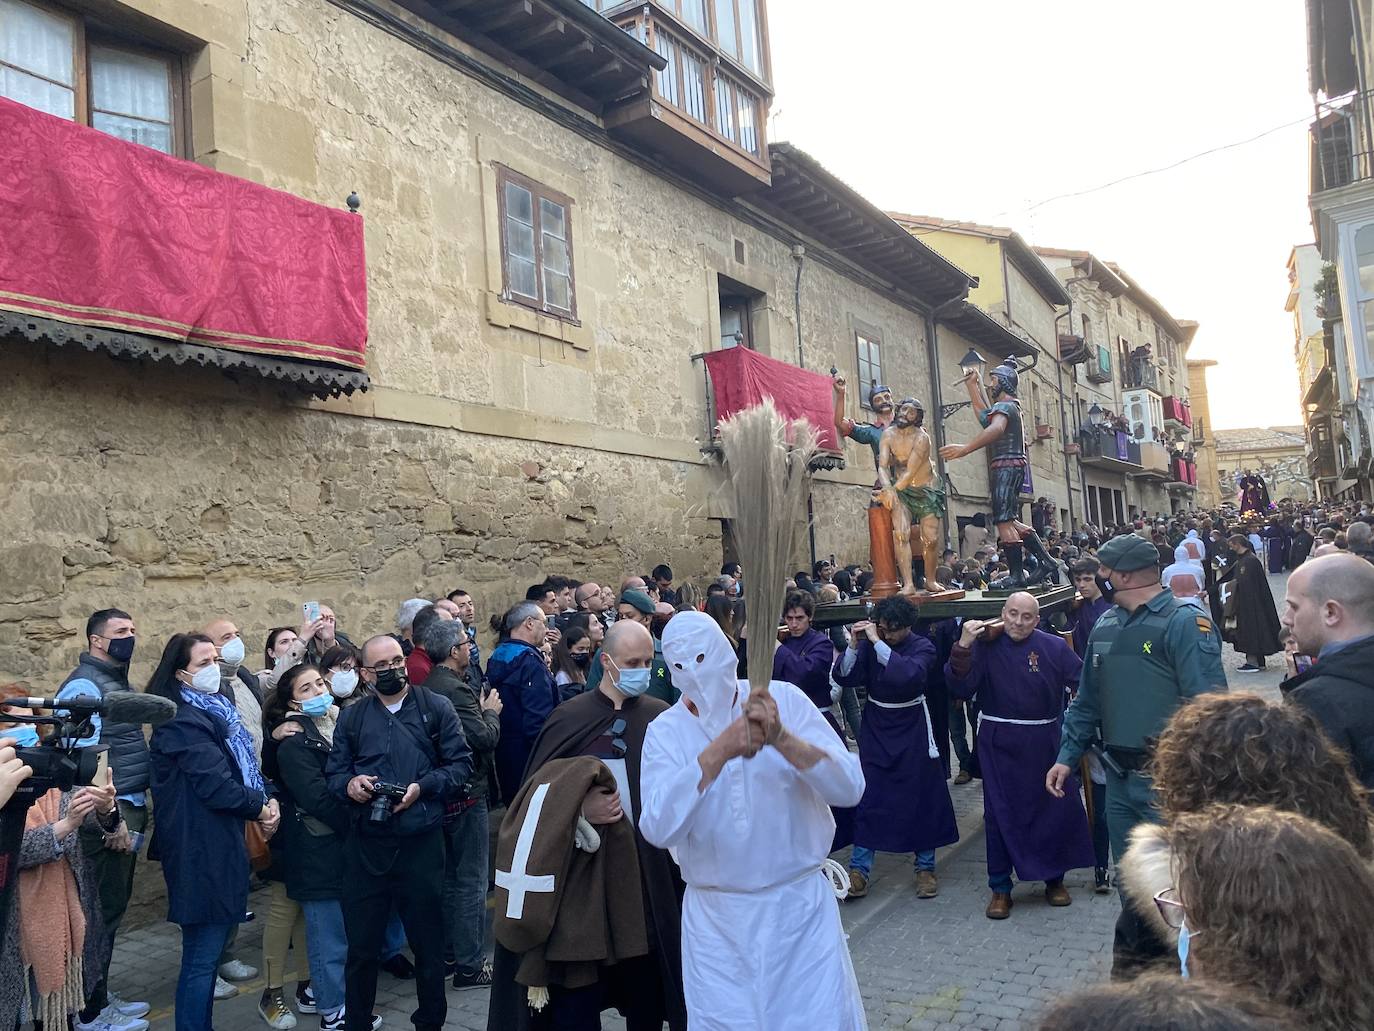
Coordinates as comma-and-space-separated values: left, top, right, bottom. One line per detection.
611, 661, 652, 698
1177, 918, 1194, 979
300, 693, 333, 718
5, 725, 40, 749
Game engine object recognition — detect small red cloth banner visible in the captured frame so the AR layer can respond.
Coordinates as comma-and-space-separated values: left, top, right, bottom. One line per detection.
0, 96, 366, 369
701, 346, 841, 453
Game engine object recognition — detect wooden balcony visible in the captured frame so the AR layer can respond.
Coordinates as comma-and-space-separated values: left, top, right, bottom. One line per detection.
605, 6, 771, 193
1135, 441, 1171, 480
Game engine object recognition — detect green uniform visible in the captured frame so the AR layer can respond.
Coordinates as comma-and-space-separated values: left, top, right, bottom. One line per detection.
1056, 589, 1227, 864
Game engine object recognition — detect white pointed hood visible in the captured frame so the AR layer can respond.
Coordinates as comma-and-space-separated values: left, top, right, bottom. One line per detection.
661, 611, 742, 739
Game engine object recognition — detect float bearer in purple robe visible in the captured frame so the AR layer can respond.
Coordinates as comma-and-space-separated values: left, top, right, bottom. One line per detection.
833, 595, 958, 900
945, 592, 1095, 920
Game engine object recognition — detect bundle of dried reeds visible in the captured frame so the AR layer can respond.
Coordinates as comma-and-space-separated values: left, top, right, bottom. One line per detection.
717, 399, 818, 698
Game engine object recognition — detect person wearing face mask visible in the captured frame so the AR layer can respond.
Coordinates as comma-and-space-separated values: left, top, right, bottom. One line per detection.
325, 634, 472, 1031
56, 608, 153, 1029
550, 626, 594, 699
147, 633, 279, 1031
946, 593, 1095, 919
833, 596, 957, 901
263, 664, 379, 1031
1047, 532, 1227, 978
318, 643, 365, 707
488, 619, 687, 1030
417, 618, 501, 991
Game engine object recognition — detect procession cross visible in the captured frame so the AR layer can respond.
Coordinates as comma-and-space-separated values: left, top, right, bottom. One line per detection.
495, 782, 556, 919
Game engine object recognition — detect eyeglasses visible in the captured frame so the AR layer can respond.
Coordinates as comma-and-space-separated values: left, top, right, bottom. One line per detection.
1153, 887, 1186, 929
610, 717, 627, 758
364, 657, 406, 672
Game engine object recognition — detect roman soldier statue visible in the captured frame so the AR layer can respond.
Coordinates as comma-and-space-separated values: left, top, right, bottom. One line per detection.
938, 361, 1055, 588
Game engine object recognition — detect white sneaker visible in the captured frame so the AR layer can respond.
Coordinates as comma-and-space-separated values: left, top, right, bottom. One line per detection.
215, 975, 240, 1000
220, 958, 259, 981
75, 1016, 149, 1031
106, 995, 152, 1019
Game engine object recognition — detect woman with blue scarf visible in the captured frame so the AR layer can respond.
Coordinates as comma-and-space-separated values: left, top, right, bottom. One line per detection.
148, 633, 278, 1031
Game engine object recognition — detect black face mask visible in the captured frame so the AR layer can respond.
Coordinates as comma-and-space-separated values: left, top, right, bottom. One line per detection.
373, 667, 408, 696
1095, 575, 1116, 605
105, 636, 136, 664
571, 653, 591, 668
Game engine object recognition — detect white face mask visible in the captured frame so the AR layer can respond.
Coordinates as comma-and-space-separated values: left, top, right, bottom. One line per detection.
219, 636, 245, 667
662, 611, 743, 738
184, 665, 221, 693
329, 668, 359, 699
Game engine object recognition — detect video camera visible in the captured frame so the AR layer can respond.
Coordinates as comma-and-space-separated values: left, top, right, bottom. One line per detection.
0, 691, 176, 929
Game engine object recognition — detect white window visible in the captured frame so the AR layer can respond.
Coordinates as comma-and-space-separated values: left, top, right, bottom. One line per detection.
0, 0, 180, 154
1355, 223, 1374, 370
855, 330, 883, 409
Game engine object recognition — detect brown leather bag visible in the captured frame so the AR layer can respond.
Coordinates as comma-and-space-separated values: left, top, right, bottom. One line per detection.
244, 820, 271, 872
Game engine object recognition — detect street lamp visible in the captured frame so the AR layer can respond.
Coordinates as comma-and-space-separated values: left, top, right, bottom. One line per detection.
1087, 403, 1105, 427
949, 348, 987, 387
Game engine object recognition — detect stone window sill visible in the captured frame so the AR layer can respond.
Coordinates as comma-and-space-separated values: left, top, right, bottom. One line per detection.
484, 291, 591, 350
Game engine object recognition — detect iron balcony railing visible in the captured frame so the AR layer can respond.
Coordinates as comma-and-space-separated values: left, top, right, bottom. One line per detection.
1312, 88, 1374, 194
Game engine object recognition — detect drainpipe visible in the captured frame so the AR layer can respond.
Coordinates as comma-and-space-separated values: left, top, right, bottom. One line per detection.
793, 244, 818, 569
926, 293, 967, 549
1053, 303, 1078, 529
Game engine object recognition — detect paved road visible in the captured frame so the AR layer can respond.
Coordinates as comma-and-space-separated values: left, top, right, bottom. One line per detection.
119, 571, 1289, 1030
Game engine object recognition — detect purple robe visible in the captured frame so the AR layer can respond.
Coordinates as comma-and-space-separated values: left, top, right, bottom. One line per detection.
833, 634, 958, 854
945, 629, 1094, 881
1064, 596, 1111, 659
772, 628, 836, 710
775, 627, 853, 849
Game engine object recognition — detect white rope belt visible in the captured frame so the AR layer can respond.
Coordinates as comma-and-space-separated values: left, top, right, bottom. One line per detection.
977, 713, 1058, 732
822, 858, 851, 899
868, 695, 940, 759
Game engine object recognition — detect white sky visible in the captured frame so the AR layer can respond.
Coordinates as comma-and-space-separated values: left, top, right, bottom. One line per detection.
766, 0, 1315, 430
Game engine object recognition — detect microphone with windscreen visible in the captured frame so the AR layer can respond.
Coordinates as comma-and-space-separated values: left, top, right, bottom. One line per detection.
12, 692, 176, 727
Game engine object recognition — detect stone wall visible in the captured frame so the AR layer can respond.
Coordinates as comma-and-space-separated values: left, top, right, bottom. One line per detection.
3, 0, 957, 687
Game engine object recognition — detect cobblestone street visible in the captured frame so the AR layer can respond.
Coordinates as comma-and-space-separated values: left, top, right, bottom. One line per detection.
118, 573, 1289, 1031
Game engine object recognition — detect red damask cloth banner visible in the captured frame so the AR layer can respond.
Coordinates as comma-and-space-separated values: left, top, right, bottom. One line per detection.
0, 97, 366, 368
701, 346, 841, 454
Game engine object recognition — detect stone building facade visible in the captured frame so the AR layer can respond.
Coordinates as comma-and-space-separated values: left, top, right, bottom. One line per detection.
2, 0, 995, 686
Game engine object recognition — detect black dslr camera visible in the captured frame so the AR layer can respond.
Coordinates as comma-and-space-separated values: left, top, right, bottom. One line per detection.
367, 781, 410, 824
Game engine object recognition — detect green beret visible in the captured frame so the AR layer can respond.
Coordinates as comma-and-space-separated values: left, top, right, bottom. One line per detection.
1097, 533, 1161, 572
618, 589, 655, 615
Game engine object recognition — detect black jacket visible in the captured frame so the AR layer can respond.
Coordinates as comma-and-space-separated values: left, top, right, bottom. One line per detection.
1282, 635, 1374, 790
60, 652, 150, 795
275, 716, 351, 901
325, 685, 472, 837
422, 664, 500, 803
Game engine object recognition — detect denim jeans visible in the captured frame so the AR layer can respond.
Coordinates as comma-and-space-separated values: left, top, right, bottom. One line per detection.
849, 847, 935, 876
442, 800, 489, 974
301, 899, 348, 1017
948, 700, 972, 771
176, 922, 234, 1031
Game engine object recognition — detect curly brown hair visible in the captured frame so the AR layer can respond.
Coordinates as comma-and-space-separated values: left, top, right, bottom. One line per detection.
1171, 805, 1374, 1031
1150, 693, 1372, 857
1034, 972, 1292, 1030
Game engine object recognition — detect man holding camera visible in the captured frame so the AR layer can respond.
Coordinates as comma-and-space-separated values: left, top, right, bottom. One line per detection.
326, 634, 473, 1031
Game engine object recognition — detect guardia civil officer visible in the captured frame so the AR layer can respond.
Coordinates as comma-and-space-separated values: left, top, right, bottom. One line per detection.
1045, 533, 1227, 978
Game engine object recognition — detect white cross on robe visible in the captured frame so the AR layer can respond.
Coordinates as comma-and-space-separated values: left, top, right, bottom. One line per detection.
495, 782, 556, 919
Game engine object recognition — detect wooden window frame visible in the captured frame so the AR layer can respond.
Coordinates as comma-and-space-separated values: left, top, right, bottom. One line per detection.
495, 163, 579, 324
718, 294, 753, 349
854, 326, 884, 411
0, 0, 186, 156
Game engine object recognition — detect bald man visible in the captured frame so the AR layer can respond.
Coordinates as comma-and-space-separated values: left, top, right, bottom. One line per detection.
1281, 553, 1374, 789
490, 618, 687, 1030
202, 617, 265, 755
945, 592, 1094, 919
